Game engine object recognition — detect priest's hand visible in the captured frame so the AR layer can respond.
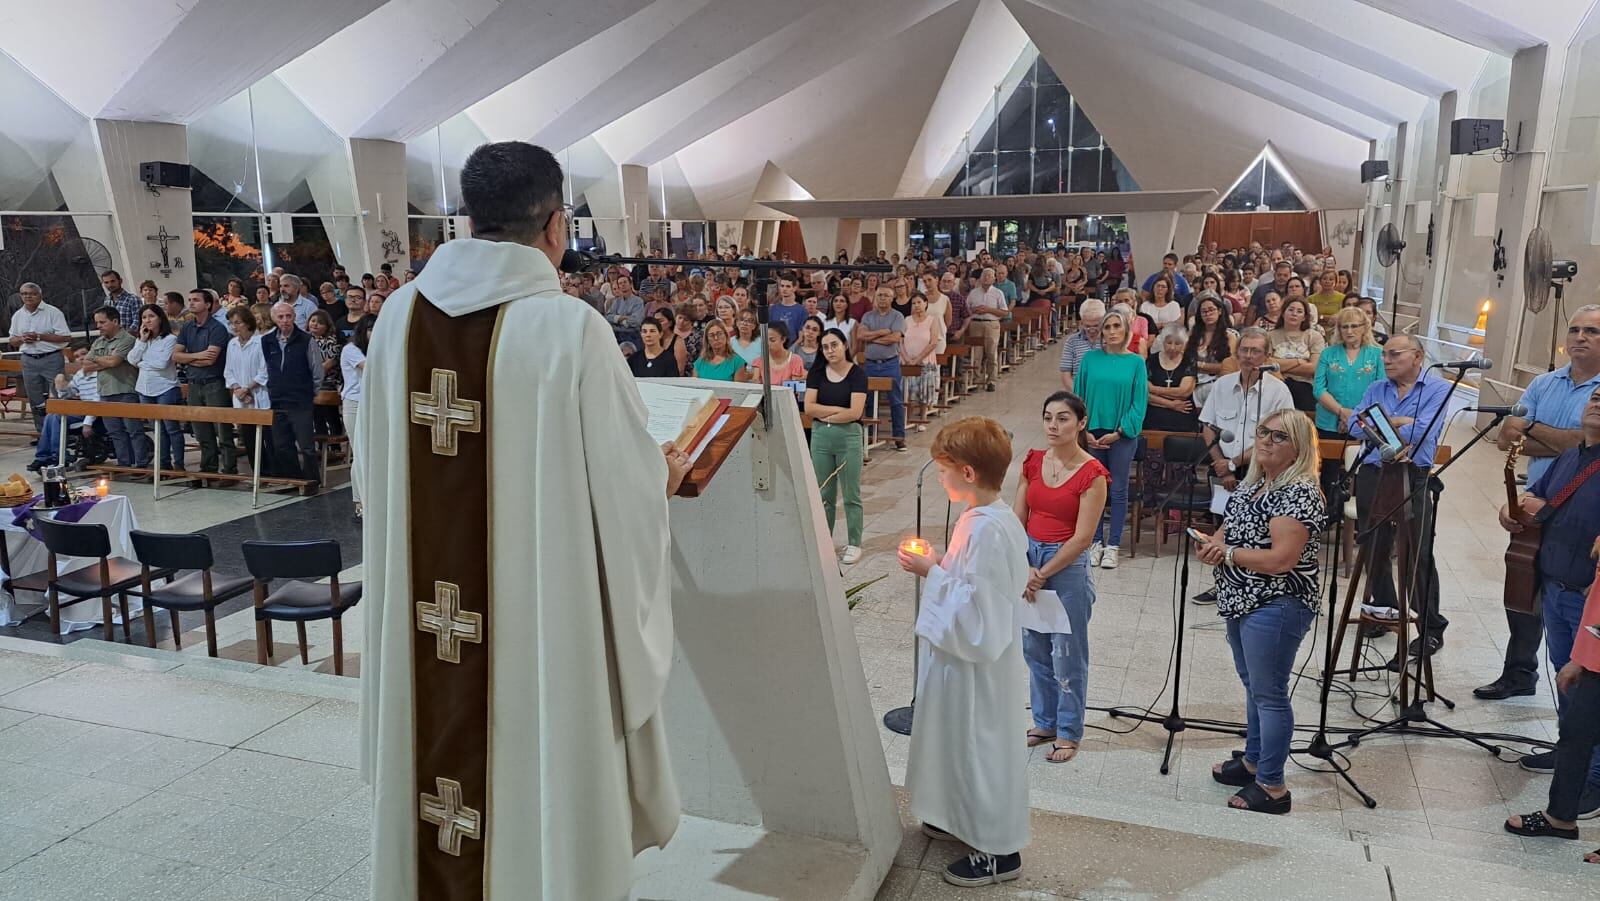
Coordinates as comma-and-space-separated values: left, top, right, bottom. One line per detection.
898, 546, 935, 578
662, 441, 691, 496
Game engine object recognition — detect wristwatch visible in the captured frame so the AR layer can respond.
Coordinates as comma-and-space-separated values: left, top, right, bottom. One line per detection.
1224, 546, 1237, 568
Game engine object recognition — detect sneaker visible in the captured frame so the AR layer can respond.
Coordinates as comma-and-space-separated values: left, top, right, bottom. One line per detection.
893, 439, 907, 451
841, 546, 862, 565
943, 851, 1022, 887
1191, 589, 1217, 605
1088, 542, 1104, 567
1360, 604, 1400, 622
1519, 750, 1557, 774
1101, 546, 1119, 569
1579, 785, 1600, 820
986, 383, 997, 392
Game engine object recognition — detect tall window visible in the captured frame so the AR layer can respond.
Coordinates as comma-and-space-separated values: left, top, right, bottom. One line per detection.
945, 52, 1138, 197
1217, 156, 1308, 212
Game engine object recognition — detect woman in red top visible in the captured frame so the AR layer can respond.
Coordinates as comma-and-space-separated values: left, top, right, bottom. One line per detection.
1013, 390, 1108, 763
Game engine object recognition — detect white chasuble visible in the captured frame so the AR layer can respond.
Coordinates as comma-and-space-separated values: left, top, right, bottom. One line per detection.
905, 501, 1031, 855
360, 238, 679, 900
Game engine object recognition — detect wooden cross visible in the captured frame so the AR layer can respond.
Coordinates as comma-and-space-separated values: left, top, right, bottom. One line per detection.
415, 580, 482, 664
418, 777, 482, 856
410, 368, 481, 456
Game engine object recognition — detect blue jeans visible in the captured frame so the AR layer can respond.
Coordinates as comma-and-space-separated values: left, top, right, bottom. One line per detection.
1089, 430, 1136, 547
1022, 542, 1095, 742
1541, 580, 1600, 786
141, 387, 185, 469
100, 391, 149, 467
864, 358, 905, 440
1225, 597, 1315, 787
34, 414, 86, 465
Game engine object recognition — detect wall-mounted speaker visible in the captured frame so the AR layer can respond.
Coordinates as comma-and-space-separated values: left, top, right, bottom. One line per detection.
139, 161, 191, 189
1360, 160, 1390, 183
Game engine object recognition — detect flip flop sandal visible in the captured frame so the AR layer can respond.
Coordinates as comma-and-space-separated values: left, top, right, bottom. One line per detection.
1213, 757, 1255, 787
1585, 848, 1600, 864
1503, 811, 1579, 840
1026, 729, 1057, 748
1045, 741, 1079, 763
1230, 782, 1291, 815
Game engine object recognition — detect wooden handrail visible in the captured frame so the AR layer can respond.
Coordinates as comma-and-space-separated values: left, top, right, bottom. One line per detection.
45, 398, 273, 426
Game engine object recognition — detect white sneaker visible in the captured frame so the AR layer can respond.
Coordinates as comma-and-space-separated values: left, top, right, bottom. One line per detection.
841, 546, 863, 565
1101, 546, 1119, 569
1088, 542, 1104, 567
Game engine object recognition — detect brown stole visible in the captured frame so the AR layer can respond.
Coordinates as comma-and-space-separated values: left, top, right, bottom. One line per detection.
405, 294, 500, 898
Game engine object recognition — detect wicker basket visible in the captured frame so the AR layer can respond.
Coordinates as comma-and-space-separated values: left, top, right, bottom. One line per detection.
0, 493, 36, 509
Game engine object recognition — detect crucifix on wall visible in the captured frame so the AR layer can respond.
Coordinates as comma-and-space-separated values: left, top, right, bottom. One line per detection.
147, 225, 185, 277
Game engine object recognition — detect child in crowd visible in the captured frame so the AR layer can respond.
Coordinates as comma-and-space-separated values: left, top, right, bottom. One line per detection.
898, 416, 1030, 887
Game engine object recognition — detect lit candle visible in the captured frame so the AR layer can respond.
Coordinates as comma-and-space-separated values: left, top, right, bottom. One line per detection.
95, 478, 109, 497
900, 537, 931, 557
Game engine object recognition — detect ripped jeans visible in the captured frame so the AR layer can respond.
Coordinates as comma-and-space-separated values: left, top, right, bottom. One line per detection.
1021, 539, 1096, 743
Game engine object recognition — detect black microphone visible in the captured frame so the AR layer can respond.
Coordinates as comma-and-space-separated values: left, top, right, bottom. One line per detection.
1467, 402, 1527, 418
1431, 356, 1492, 372
1254, 363, 1280, 373
558, 248, 601, 274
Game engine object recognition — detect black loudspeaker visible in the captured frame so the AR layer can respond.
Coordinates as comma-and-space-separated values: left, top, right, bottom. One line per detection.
139, 161, 192, 189
1449, 118, 1505, 155
1359, 160, 1390, 183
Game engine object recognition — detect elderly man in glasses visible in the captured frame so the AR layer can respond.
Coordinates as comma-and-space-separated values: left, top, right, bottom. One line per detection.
1348, 333, 1453, 668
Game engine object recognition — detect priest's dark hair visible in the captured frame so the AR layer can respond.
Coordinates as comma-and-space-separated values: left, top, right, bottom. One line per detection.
459, 141, 564, 242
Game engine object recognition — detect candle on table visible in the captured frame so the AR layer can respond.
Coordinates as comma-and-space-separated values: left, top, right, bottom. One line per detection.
95, 478, 109, 497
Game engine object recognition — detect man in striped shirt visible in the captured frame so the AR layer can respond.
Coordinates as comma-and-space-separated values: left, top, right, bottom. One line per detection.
1058, 298, 1105, 390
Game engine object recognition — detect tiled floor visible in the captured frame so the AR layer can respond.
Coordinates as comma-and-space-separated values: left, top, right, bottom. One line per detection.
0, 342, 1596, 897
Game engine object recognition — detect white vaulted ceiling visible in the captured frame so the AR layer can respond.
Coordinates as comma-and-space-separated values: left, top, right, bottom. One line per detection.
2, 0, 1594, 217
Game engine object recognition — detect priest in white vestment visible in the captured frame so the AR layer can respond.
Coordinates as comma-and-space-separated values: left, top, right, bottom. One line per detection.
360, 141, 689, 900
898, 417, 1030, 887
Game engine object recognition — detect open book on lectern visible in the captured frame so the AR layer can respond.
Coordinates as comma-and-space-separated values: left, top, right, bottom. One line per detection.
635, 381, 730, 460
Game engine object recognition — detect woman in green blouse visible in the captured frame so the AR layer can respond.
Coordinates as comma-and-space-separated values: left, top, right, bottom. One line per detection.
1312, 307, 1383, 439
1073, 310, 1148, 569
692, 319, 744, 381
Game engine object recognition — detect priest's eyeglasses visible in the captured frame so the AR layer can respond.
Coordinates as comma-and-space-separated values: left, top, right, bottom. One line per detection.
1254, 425, 1292, 446
544, 203, 574, 230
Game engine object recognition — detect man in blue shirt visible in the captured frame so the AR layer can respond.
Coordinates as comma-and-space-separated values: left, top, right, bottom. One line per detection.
858, 287, 907, 450
1496, 386, 1600, 807
1348, 334, 1453, 663
176, 289, 237, 475
281, 275, 319, 330
767, 273, 810, 342
1479, 305, 1600, 700
1140, 253, 1193, 301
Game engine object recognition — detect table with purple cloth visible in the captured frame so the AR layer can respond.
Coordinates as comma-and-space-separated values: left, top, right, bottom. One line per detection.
0, 494, 138, 632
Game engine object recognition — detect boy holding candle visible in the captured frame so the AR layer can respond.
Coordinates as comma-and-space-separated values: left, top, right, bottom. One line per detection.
897, 416, 1031, 886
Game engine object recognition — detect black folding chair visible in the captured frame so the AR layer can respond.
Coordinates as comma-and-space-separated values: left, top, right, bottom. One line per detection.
129, 531, 253, 657
242, 539, 361, 675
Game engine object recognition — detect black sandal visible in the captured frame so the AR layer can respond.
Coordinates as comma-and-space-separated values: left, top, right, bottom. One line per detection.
1213, 757, 1254, 787
1230, 782, 1291, 815
1504, 811, 1579, 840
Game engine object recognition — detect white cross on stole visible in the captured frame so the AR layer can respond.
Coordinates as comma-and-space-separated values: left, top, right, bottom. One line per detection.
415, 581, 483, 664
410, 368, 482, 456
418, 777, 482, 856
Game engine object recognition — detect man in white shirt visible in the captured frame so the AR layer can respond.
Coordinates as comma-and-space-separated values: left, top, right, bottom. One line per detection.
31, 344, 102, 471
965, 267, 1010, 392
8, 282, 72, 435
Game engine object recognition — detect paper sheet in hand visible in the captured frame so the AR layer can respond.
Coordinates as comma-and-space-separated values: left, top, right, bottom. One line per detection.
1016, 590, 1072, 634
1210, 484, 1232, 515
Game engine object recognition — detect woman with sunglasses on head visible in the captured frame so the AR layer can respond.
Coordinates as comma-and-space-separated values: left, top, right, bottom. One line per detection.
1073, 309, 1147, 570
1196, 410, 1325, 815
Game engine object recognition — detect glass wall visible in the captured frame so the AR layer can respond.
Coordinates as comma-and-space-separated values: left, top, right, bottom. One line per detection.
907, 216, 1125, 259
187, 76, 361, 290
945, 52, 1138, 197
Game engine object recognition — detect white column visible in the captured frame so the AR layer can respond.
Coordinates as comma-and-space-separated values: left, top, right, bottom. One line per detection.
798, 218, 840, 262
93, 120, 195, 298
1417, 92, 1460, 337
1173, 212, 1207, 258
585, 165, 627, 257
1382, 122, 1410, 306
620, 163, 650, 255
348, 138, 409, 276
1123, 211, 1179, 290
1482, 44, 1565, 380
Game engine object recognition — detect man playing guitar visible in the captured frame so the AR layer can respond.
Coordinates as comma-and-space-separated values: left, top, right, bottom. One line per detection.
1499, 386, 1600, 819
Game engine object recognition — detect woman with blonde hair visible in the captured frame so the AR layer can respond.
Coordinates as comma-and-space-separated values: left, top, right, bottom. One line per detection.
1312, 306, 1383, 439
1073, 309, 1147, 569
1196, 410, 1324, 815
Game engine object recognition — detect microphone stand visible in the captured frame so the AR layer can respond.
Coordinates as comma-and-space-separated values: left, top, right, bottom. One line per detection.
884, 456, 944, 736
1105, 431, 1245, 773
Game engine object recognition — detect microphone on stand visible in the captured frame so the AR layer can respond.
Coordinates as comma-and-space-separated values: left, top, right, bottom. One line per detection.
1431, 356, 1492, 372
1466, 402, 1527, 418
1255, 363, 1281, 373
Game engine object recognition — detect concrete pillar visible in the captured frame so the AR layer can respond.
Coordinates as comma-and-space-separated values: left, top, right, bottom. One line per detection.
50, 125, 123, 277
1381, 122, 1410, 306
93, 119, 195, 299
1417, 92, 1460, 337
740, 220, 760, 253
798, 218, 840, 262
1358, 138, 1386, 295
347, 138, 409, 276
1123, 211, 1178, 289
620, 163, 650, 255
837, 219, 862, 259
1174, 212, 1207, 258
584, 165, 628, 258
1482, 44, 1565, 384
304, 146, 364, 275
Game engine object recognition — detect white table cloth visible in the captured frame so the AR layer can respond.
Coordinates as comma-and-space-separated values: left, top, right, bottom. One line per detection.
0, 495, 139, 633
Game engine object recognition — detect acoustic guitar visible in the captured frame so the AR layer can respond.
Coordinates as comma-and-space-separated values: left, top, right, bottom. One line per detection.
1503, 439, 1540, 615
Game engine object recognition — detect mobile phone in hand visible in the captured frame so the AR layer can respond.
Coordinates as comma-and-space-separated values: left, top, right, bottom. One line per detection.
1586, 624, 1600, 640
1186, 527, 1209, 543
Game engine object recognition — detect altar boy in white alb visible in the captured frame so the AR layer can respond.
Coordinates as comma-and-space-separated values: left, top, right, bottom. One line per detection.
898, 417, 1031, 887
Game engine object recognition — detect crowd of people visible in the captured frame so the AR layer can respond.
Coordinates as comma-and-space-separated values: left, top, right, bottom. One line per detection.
8, 265, 379, 520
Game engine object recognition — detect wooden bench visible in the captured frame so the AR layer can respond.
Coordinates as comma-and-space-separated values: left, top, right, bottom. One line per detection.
45, 399, 312, 505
